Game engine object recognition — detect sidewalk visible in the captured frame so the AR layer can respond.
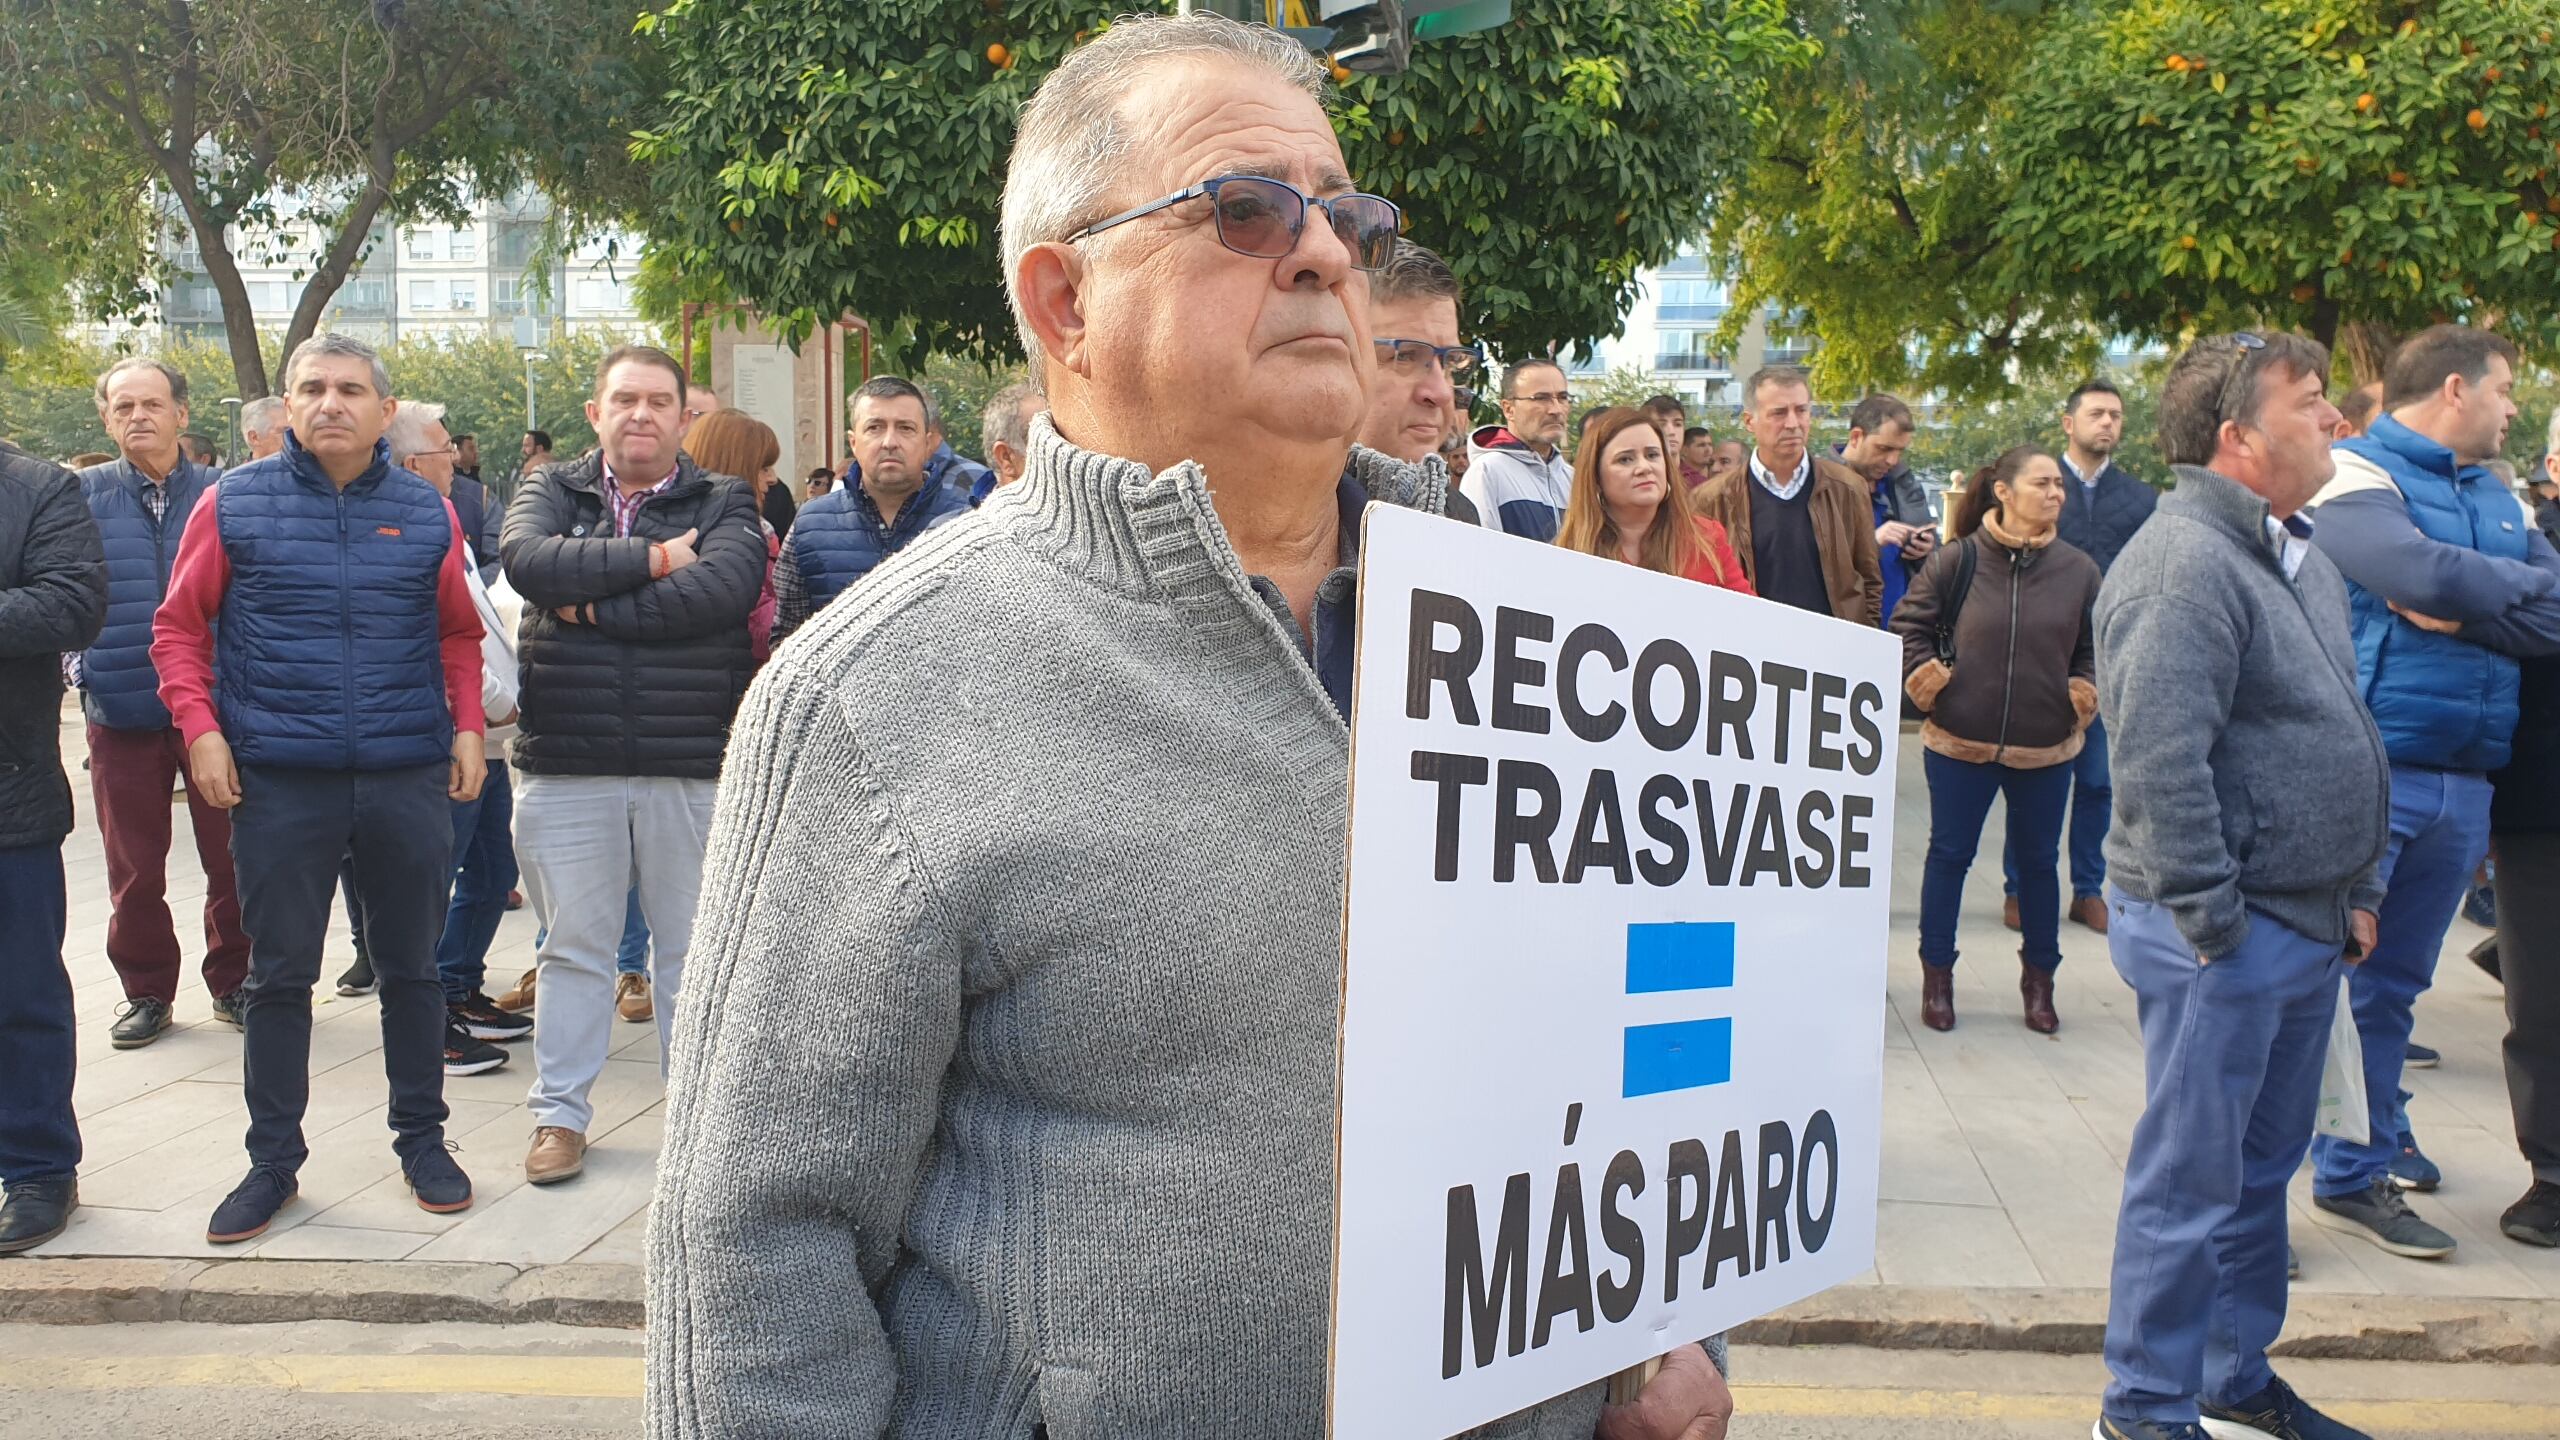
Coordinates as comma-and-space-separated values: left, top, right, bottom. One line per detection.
20, 705, 2559, 1319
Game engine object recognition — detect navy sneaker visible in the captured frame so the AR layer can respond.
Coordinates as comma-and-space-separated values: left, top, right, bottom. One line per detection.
2311, 1179, 2455, 1259
2201, 1375, 2373, 1439
2096, 1418, 2208, 1440
403, 1144, 474, 1215
2388, 1128, 2441, 1192
2461, 879, 2496, 929
207, 1166, 297, 1244
2402, 1040, 2440, 1070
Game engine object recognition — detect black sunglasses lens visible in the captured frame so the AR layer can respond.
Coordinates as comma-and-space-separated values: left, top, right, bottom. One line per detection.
1212, 178, 1302, 258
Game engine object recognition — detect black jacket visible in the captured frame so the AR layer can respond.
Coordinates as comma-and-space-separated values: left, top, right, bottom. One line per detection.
2056, 459, 2158, 573
2493, 655, 2560, 835
0, 442, 107, 849
500, 453, 765, 780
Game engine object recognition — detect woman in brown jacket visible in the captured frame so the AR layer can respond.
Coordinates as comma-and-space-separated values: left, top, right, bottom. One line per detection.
1890, 445, 2101, 1035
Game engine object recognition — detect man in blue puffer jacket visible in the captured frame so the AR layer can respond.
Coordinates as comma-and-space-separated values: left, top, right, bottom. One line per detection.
2305, 325, 2560, 1261
153, 334, 488, 1246
770, 375, 967, 642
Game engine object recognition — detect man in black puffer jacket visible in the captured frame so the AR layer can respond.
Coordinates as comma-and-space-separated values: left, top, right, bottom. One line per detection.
0, 441, 108, 1254
500, 345, 763, 1189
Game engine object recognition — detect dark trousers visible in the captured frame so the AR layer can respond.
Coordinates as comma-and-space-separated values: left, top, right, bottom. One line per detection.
2003, 713, 2111, 902
2496, 830, 2560, 1186
1921, 748, 2072, 971
437, 759, 517, 1002
87, 723, 250, 1004
230, 763, 452, 1172
0, 844, 78, 1183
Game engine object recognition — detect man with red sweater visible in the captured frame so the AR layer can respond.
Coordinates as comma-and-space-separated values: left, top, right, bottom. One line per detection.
153, 334, 487, 1245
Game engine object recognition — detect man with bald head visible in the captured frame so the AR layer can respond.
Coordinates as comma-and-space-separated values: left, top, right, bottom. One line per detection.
647, 14, 1727, 1440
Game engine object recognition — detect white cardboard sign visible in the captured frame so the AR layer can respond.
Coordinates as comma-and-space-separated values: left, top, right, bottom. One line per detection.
1330, 505, 1900, 1440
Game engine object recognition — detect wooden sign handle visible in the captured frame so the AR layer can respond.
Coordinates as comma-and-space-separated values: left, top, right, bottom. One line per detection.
1605, 1356, 1663, 1408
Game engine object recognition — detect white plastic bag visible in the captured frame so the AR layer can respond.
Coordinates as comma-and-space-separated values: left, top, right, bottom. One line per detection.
2315, 976, 2369, 1145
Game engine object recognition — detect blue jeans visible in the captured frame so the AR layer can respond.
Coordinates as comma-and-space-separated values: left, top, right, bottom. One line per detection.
2101, 889, 2342, 1426
536, 884, 649, 975
436, 760, 517, 1002
2004, 713, 2110, 901
1921, 749, 2072, 971
0, 844, 78, 1183
2311, 764, 2492, 1196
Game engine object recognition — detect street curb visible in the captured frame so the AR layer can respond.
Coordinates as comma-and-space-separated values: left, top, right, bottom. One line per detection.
1729, 1286, 2560, 1366
3, 1263, 2556, 1365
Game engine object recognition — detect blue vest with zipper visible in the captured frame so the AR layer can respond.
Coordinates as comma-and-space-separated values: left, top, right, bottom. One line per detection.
2335, 415, 2527, 773
77, 456, 219, 732
213, 438, 454, 771
791, 480, 966, 613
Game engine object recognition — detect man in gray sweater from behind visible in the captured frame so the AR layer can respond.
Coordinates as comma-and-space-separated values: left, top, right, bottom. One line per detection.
2090, 331, 2390, 1440
645, 14, 1729, 1440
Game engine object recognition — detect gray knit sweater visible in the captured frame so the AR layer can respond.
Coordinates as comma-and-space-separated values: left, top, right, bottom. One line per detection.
648, 418, 1608, 1439
2095, 464, 2390, 959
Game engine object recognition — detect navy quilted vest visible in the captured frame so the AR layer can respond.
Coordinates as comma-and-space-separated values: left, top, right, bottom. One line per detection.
77, 456, 218, 731
213, 439, 454, 770
793, 481, 966, 613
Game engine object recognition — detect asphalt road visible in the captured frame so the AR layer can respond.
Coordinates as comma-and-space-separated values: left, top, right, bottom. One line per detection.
3, 1321, 2556, 1438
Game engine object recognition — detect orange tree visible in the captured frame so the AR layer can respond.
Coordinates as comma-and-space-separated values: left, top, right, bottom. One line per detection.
628, 0, 1810, 360
1997, 0, 2560, 381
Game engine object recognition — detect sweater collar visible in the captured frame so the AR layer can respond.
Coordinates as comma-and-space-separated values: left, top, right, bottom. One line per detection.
2166, 463, 2311, 575
1977, 511, 2055, 550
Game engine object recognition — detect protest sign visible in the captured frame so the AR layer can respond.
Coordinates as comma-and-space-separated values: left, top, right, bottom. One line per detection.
1329, 504, 1901, 1440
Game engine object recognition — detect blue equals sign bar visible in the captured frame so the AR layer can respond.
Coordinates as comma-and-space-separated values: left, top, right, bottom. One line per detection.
1622, 922, 1735, 1099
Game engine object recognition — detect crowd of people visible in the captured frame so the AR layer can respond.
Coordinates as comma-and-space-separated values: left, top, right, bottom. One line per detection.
0, 11, 2556, 1440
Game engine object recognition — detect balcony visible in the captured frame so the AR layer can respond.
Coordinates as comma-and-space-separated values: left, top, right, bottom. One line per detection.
1653, 304, 1731, 325
1653, 352, 1733, 374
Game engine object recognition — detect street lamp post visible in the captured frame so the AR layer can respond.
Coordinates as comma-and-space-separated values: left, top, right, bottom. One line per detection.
522, 349, 544, 435
218, 397, 241, 468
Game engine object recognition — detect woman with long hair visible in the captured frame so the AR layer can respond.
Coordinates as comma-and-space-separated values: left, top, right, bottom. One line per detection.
679, 409, 786, 664
1554, 407, 1751, 592
1890, 445, 2101, 1035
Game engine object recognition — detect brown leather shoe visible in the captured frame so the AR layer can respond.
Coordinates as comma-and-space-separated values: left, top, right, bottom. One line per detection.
616, 972, 654, 1024
526, 1127, 587, 1185
2021, 963, 2059, 1034
2002, 895, 2022, 931
494, 968, 537, 1013
2070, 895, 2110, 934
1920, 964, 1956, 1032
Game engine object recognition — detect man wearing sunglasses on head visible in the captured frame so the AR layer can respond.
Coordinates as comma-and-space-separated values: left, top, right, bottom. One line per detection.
1464, 356, 1576, 541
645, 14, 1730, 1440
1356, 238, 1480, 525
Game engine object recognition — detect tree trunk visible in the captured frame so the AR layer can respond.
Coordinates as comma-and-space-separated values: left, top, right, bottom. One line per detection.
2337, 319, 2400, 388
166, 191, 271, 399
281, 177, 396, 372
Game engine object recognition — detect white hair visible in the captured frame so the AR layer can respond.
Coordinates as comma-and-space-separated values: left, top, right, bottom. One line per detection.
384, 400, 449, 466
999, 12, 1326, 363
238, 395, 285, 438
981, 377, 1045, 456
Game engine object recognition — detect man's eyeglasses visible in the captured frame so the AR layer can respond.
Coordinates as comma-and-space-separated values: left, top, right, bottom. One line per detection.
1373, 338, 1482, 382
1505, 390, 1573, 408
1066, 175, 1402, 271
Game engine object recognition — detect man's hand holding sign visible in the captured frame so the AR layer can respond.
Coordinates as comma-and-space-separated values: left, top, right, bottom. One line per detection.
1332, 505, 1899, 1440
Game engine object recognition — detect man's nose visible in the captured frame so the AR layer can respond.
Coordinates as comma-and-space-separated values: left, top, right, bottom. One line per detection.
1278, 202, 1355, 292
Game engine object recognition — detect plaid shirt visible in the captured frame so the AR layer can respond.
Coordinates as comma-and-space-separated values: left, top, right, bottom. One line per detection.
605, 463, 678, 537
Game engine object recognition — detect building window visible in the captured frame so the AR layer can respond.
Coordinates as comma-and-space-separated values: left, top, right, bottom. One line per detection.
340, 279, 388, 311
449, 280, 477, 312
1654, 278, 1730, 326
1654, 331, 1731, 374
449, 225, 477, 261
405, 228, 435, 261
1562, 345, 1608, 377
409, 279, 438, 311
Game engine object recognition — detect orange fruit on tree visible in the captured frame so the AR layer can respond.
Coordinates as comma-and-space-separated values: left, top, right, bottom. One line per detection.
2486, 66, 2502, 82
2389, 170, 2412, 186
1331, 61, 1352, 83
2467, 108, 2488, 132
2292, 283, 2318, 303
1387, 130, 1405, 146
985, 42, 1009, 66
2179, 234, 2199, 249
2165, 54, 2186, 71
823, 212, 838, 228
2355, 93, 2376, 113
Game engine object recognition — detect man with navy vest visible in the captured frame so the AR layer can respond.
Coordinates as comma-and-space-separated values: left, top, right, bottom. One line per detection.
75, 358, 253, 1050
2304, 325, 2560, 1261
502, 345, 764, 1187
153, 333, 488, 1244
770, 375, 968, 643
239, 395, 286, 462
2001, 379, 2155, 938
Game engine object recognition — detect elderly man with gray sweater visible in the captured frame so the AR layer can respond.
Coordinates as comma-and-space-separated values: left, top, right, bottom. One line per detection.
646, 14, 1728, 1440
2090, 332, 2390, 1440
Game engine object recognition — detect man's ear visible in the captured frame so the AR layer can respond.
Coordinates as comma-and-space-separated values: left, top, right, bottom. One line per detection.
1016, 242, 1092, 374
